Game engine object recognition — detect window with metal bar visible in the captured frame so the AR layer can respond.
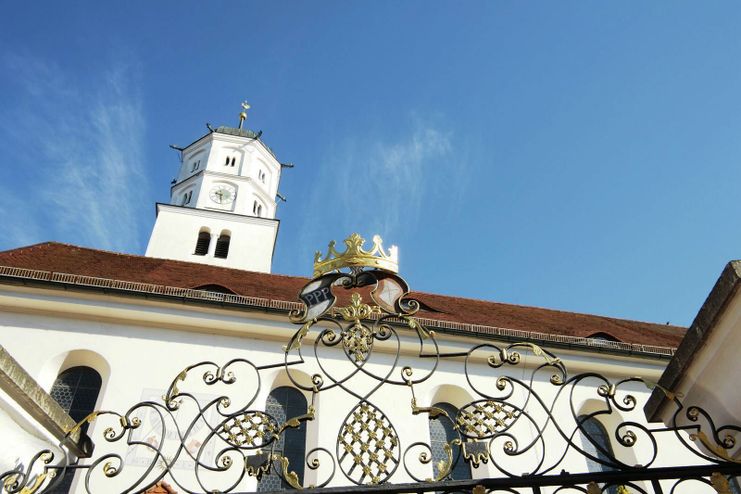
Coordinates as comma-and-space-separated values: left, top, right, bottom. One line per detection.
429, 402, 471, 481
257, 387, 307, 491
49, 366, 102, 494
579, 415, 618, 494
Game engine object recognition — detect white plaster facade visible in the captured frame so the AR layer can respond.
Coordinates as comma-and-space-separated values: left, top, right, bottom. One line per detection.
647, 260, 741, 465
660, 292, 741, 430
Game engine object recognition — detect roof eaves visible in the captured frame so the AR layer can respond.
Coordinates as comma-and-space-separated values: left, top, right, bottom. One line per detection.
0, 265, 676, 360
644, 260, 741, 421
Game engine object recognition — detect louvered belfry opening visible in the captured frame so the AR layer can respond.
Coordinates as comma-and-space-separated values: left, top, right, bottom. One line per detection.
214, 233, 231, 259
195, 231, 210, 255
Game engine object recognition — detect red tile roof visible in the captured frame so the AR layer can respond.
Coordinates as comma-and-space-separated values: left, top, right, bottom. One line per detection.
0, 242, 686, 348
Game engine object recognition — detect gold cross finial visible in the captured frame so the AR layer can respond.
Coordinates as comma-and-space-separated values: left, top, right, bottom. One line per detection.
239, 100, 250, 129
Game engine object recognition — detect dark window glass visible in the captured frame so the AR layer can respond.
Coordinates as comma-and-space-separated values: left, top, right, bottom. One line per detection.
579, 415, 618, 494
214, 234, 230, 259
48, 366, 102, 494
195, 231, 210, 255
257, 387, 307, 491
429, 402, 470, 481
50, 366, 102, 423
730, 476, 741, 494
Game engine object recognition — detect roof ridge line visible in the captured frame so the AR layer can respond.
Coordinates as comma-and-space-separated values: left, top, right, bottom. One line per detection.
411, 289, 686, 330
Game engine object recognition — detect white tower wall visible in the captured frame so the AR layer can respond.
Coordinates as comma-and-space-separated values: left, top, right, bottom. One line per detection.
146, 205, 278, 272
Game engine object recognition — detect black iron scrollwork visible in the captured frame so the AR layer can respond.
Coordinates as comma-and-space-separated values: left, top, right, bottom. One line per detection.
3, 268, 740, 494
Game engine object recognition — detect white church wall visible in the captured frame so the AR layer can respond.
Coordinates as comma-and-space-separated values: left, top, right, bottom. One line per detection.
0, 388, 65, 475
655, 292, 741, 431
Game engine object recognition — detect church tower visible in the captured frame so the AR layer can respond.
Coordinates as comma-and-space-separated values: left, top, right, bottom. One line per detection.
145, 103, 285, 273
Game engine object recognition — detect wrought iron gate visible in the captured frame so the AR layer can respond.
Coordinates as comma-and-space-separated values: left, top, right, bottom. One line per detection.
2, 235, 740, 494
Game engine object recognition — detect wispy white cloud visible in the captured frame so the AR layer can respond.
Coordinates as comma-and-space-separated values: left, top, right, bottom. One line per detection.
297, 120, 463, 266
0, 55, 148, 253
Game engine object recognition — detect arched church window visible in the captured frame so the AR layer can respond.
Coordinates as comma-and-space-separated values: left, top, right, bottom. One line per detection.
194, 230, 211, 256
257, 387, 307, 491
48, 366, 102, 494
578, 414, 618, 494
257, 204, 263, 217
181, 190, 192, 206
50, 366, 102, 424
230, 156, 236, 167
214, 233, 231, 259
224, 156, 230, 166
428, 402, 470, 481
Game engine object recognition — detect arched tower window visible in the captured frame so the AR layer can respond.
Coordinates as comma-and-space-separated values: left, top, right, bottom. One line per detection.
428, 402, 470, 481
180, 190, 192, 206
194, 230, 211, 256
214, 232, 231, 259
257, 387, 307, 491
579, 415, 618, 494
253, 200, 263, 217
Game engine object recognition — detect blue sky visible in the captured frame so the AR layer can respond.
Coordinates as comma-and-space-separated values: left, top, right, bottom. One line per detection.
1, 2, 740, 326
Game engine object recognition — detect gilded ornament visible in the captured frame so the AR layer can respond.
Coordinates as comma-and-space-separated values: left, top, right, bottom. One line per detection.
711, 471, 732, 494
313, 233, 398, 277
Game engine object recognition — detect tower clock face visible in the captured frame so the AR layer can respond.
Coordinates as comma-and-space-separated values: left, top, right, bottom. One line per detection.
209, 184, 235, 204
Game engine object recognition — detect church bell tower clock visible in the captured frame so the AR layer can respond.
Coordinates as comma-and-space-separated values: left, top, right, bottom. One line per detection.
145, 102, 288, 273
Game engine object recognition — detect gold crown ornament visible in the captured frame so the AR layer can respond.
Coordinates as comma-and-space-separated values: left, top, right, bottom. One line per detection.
313, 233, 399, 278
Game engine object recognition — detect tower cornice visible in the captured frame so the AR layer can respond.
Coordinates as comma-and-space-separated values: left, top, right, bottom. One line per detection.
181, 129, 278, 162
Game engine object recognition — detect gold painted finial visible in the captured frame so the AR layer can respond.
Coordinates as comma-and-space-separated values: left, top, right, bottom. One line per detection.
238, 100, 251, 129
313, 233, 399, 278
